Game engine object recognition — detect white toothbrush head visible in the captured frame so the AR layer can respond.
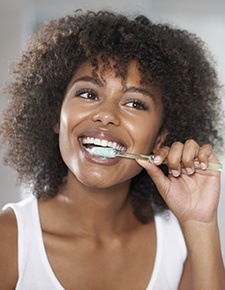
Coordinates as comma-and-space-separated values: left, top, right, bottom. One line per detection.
88, 147, 118, 158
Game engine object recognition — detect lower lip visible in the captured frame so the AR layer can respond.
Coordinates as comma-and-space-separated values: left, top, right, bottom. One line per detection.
80, 144, 121, 166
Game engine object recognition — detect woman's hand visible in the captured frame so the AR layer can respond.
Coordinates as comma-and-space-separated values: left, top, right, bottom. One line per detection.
137, 139, 221, 224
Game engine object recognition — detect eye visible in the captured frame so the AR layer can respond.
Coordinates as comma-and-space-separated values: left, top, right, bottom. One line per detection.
76, 89, 98, 100
125, 100, 148, 111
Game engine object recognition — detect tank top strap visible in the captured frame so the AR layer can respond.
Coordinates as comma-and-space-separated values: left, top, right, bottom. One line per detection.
3, 195, 65, 290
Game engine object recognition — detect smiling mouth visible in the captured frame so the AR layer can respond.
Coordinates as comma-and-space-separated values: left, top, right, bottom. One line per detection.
81, 137, 126, 153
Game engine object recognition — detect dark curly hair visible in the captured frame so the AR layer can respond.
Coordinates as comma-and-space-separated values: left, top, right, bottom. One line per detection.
0, 10, 223, 222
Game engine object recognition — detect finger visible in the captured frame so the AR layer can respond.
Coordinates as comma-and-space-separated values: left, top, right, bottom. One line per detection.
136, 159, 170, 195
166, 141, 184, 177
197, 144, 215, 170
182, 139, 200, 174
152, 146, 170, 165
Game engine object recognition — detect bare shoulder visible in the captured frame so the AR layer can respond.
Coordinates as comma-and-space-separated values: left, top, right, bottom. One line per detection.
0, 208, 18, 290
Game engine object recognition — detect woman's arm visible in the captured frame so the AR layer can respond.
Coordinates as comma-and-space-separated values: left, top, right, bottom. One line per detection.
179, 218, 225, 290
0, 208, 18, 290
137, 140, 225, 289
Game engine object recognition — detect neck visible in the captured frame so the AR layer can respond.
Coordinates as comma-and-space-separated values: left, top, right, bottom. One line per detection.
57, 172, 137, 236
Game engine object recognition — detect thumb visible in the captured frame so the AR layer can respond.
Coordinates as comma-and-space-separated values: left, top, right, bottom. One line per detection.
136, 159, 170, 197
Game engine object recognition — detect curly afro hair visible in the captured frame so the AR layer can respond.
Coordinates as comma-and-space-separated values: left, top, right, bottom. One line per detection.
0, 10, 223, 222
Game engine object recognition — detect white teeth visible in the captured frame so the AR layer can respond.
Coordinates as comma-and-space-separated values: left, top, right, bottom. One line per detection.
95, 139, 101, 146
82, 137, 126, 151
101, 140, 108, 147
112, 142, 117, 149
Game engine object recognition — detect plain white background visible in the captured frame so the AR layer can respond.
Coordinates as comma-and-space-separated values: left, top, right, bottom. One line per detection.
0, 0, 225, 261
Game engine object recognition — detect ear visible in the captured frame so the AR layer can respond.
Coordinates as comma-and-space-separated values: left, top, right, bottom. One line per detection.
152, 127, 168, 153
53, 122, 60, 134
53, 108, 61, 134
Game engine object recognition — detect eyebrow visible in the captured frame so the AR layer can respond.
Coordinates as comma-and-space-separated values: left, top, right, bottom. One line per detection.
71, 76, 104, 87
123, 86, 157, 103
70, 75, 158, 103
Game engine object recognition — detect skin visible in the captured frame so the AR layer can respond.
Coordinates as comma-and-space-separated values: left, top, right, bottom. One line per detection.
0, 60, 224, 290
56, 60, 165, 189
138, 143, 225, 289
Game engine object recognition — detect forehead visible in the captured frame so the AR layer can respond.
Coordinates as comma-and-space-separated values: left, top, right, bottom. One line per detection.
70, 59, 142, 83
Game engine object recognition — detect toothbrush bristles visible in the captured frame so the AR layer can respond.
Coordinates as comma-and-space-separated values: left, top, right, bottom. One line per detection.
89, 147, 118, 158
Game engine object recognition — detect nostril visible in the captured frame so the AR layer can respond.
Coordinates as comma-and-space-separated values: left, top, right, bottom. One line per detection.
91, 108, 120, 126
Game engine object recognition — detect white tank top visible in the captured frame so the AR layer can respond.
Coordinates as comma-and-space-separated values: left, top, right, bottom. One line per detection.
3, 196, 187, 290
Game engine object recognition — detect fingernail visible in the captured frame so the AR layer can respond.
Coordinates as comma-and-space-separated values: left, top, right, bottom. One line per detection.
153, 156, 161, 164
186, 167, 194, 175
201, 162, 207, 170
171, 170, 180, 177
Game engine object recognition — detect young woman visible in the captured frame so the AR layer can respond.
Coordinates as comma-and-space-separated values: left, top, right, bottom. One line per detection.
0, 10, 224, 289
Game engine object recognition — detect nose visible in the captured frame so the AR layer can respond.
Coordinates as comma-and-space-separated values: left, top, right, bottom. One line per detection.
91, 104, 121, 126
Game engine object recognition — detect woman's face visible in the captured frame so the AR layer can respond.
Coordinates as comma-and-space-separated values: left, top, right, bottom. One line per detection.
57, 60, 165, 189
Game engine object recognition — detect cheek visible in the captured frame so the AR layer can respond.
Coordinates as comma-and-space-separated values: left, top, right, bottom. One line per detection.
127, 115, 163, 152
59, 102, 90, 136
58, 105, 83, 162
136, 132, 159, 154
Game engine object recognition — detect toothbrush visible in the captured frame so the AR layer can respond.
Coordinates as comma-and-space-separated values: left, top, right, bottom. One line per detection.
88, 147, 223, 171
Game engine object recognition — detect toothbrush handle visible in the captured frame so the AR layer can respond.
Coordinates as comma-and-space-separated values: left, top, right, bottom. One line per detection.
162, 158, 223, 172
117, 152, 153, 161
117, 152, 223, 172
190, 160, 222, 171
